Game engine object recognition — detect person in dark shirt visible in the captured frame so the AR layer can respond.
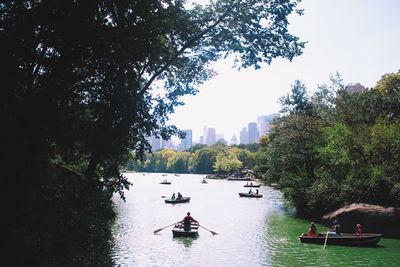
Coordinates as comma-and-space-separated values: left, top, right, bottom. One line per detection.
181, 212, 198, 231
331, 220, 341, 235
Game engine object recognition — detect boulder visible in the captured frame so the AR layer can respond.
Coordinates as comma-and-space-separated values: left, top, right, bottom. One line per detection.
322, 203, 400, 238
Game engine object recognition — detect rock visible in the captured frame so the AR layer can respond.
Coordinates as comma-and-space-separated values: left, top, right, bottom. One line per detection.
322, 203, 400, 238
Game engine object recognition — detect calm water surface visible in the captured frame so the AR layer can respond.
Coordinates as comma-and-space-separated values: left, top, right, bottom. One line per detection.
111, 173, 400, 266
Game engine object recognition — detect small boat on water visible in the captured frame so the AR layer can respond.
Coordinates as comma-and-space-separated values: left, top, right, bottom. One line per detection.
238, 192, 263, 198
227, 176, 255, 181
243, 184, 261, 188
201, 179, 208, 184
160, 180, 171, 185
299, 233, 382, 246
172, 222, 199, 237
165, 197, 191, 204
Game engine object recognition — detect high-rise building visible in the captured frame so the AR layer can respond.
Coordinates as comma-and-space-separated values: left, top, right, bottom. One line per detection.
257, 114, 278, 136
206, 127, 216, 146
179, 129, 193, 151
230, 135, 238, 145
240, 127, 248, 145
345, 83, 366, 94
203, 126, 208, 145
248, 122, 259, 143
146, 135, 162, 151
216, 134, 224, 142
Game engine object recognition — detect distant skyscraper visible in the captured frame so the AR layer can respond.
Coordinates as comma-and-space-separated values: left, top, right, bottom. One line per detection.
248, 122, 259, 143
146, 135, 162, 151
216, 134, 224, 142
179, 129, 193, 151
206, 127, 216, 146
240, 127, 249, 145
230, 135, 238, 146
257, 114, 278, 136
162, 139, 173, 149
203, 126, 208, 144
199, 136, 204, 144
345, 83, 366, 94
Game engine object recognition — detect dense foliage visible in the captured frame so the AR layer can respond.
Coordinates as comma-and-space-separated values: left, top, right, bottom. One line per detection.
2, 0, 303, 264
257, 72, 400, 218
127, 143, 256, 174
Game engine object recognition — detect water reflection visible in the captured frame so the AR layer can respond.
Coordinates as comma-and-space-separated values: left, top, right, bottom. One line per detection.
173, 236, 198, 247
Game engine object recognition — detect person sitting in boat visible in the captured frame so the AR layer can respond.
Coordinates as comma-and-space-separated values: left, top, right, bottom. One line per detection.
248, 188, 253, 194
171, 193, 176, 200
307, 222, 318, 237
355, 223, 362, 235
250, 182, 253, 186
330, 220, 342, 235
255, 189, 259, 195
177, 192, 183, 200
181, 212, 198, 231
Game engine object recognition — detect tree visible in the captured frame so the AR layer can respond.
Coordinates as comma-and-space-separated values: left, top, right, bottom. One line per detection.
280, 80, 312, 115
3, 0, 305, 194
213, 147, 242, 174
2, 0, 304, 263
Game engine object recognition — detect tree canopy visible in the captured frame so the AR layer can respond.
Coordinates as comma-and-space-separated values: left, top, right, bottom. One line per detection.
257, 72, 400, 218
2, 1, 304, 264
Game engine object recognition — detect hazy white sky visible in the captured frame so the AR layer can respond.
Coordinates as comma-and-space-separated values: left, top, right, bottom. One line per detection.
169, 0, 400, 143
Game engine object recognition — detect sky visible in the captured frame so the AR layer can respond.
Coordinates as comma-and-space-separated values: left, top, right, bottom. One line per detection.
169, 0, 400, 143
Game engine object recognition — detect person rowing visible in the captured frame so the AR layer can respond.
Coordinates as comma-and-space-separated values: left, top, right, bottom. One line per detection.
180, 212, 198, 231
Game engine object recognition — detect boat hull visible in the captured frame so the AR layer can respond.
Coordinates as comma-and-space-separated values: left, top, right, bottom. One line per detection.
243, 184, 261, 188
165, 197, 190, 204
238, 193, 263, 198
299, 233, 382, 246
172, 222, 199, 237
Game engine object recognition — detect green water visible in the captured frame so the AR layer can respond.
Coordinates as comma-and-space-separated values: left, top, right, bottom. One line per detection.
111, 173, 400, 266
265, 211, 400, 267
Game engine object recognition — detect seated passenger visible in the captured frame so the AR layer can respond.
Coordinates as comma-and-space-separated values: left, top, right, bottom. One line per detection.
307, 222, 318, 237
355, 223, 362, 235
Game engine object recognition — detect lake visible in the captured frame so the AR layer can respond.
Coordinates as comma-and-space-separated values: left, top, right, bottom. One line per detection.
110, 173, 400, 266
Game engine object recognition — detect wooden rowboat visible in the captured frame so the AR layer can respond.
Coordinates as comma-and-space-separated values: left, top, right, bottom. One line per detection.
243, 184, 261, 188
238, 192, 263, 198
172, 222, 199, 237
299, 233, 382, 246
160, 180, 171, 185
164, 197, 190, 204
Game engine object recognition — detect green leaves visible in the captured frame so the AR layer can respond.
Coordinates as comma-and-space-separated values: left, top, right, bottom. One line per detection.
257, 71, 400, 218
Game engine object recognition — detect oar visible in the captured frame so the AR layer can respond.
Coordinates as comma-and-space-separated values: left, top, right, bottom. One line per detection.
199, 225, 218, 235
323, 230, 329, 250
154, 222, 179, 234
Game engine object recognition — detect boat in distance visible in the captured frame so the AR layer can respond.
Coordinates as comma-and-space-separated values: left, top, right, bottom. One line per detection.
299, 233, 382, 246
160, 180, 171, 185
243, 184, 261, 188
172, 222, 199, 237
164, 197, 191, 204
238, 192, 263, 198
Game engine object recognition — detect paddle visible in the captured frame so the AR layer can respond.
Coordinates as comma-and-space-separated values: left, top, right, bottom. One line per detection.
323, 230, 329, 250
153, 222, 179, 234
199, 225, 218, 235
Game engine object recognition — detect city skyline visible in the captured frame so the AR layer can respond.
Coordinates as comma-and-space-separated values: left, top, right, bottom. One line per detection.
169, 0, 400, 142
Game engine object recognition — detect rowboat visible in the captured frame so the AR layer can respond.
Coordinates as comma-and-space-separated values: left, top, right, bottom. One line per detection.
201, 180, 208, 184
164, 197, 190, 204
299, 233, 382, 246
160, 180, 171, 185
238, 192, 263, 198
243, 184, 261, 188
172, 222, 199, 237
